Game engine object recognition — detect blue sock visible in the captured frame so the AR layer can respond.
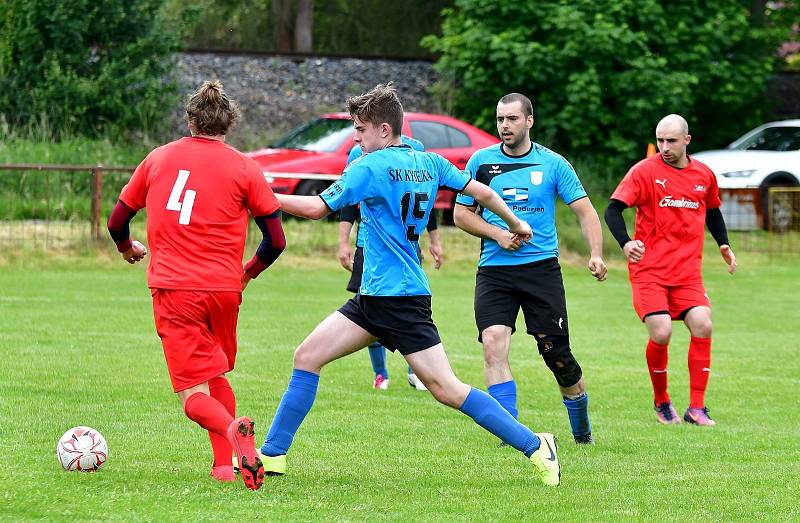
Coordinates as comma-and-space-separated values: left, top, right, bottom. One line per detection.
261, 369, 319, 456
563, 392, 591, 437
407, 364, 414, 375
368, 342, 388, 379
488, 380, 518, 420
459, 387, 540, 457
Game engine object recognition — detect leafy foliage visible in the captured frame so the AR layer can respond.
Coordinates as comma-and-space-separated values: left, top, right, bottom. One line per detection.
0, 0, 194, 138
424, 1, 796, 189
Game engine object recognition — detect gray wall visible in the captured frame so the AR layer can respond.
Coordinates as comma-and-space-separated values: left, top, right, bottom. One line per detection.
172, 52, 438, 142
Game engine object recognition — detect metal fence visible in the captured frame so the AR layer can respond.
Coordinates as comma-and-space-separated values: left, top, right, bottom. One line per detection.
1, 165, 798, 255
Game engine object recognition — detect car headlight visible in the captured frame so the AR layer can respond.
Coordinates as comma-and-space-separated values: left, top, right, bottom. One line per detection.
720, 169, 756, 178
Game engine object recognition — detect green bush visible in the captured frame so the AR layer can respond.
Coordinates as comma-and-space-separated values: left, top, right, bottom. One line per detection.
423, 1, 794, 183
0, 1, 193, 139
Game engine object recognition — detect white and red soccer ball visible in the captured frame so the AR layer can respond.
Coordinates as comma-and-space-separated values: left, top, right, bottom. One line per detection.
56, 426, 108, 471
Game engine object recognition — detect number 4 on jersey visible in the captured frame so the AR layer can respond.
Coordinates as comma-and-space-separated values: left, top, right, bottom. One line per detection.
166, 169, 196, 225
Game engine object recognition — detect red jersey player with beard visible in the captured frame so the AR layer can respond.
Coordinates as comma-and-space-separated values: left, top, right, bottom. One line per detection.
107, 81, 284, 490
604, 114, 736, 427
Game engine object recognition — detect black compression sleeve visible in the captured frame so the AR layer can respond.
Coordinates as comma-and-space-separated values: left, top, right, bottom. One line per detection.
604, 199, 632, 248
426, 209, 438, 232
705, 207, 730, 247
339, 204, 358, 224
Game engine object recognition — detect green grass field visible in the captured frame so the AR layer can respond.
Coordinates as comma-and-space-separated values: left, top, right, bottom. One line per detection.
0, 233, 798, 521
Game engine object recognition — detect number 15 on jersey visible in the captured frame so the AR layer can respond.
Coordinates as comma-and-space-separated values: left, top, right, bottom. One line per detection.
166, 169, 196, 225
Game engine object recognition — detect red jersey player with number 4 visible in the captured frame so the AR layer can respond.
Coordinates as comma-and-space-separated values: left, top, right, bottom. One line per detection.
107, 81, 285, 490
604, 114, 736, 427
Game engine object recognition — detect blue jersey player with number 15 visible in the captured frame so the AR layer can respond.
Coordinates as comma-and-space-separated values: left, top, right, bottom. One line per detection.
257, 83, 562, 486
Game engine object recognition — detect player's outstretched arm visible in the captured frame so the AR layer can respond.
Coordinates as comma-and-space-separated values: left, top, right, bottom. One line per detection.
276, 193, 330, 220
460, 180, 532, 242
569, 197, 607, 281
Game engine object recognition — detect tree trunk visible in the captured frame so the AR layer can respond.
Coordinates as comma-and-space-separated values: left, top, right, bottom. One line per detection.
272, 0, 294, 52
294, 0, 314, 53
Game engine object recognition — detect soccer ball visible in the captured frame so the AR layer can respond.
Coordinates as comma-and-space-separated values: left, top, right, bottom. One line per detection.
56, 426, 108, 471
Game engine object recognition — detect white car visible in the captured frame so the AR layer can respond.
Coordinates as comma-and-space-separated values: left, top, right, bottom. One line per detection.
692, 119, 800, 229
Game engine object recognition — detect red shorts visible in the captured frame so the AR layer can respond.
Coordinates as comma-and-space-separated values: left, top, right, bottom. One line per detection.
151, 289, 241, 392
631, 281, 711, 322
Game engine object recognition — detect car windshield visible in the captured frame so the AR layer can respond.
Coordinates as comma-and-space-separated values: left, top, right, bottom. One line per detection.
731, 126, 800, 152
271, 118, 353, 152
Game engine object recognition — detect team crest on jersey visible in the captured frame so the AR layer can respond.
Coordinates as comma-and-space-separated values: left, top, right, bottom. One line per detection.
530, 171, 543, 185
694, 184, 705, 192
502, 187, 529, 201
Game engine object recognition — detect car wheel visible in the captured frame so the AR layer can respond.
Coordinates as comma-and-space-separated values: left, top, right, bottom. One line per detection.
760, 172, 799, 230
296, 180, 331, 196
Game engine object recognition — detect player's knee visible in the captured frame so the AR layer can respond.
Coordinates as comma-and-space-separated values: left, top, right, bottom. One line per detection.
693, 321, 712, 338
292, 344, 320, 373
481, 327, 509, 366
536, 334, 582, 388
649, 326, 672, 346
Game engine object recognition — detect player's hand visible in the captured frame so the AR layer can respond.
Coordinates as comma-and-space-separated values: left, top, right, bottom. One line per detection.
494, 229, 523, 251
588, 256, 608, 281
508, 219, 533, 243
429, 241, 443, 270
720, 244, 736, 274
122, 240, 147, 264
241, 271, 252, 291
623, 240, 645, 263
338, 244, 353, 272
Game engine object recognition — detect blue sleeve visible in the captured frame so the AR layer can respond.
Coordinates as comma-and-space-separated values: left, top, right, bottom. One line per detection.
556, 158, 587, 204
437, 154, 470, 192
320, 162, 373, 212
402, 135, 425, 152
347, 145, 362, 165
455, 153, 479, 207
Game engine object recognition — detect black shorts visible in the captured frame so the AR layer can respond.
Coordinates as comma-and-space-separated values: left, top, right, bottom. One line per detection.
338, 294, 441, 355
346, 247, 364, 293
474, 257, 568, 341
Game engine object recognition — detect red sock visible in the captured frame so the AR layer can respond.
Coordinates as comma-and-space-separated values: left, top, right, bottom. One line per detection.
688, 336, 712, 408
183, 392, 234, 439
646, 339, 670, 404
208, 377, 236, 467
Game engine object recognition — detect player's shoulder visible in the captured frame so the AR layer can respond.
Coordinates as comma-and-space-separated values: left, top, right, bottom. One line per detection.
531, 142, 572, 168
401, 135, 425, 151
627, 156, 660, 177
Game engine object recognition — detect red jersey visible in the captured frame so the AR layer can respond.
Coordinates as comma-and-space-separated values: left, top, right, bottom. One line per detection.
120, 137, 280, 291
611, 154, 720, 284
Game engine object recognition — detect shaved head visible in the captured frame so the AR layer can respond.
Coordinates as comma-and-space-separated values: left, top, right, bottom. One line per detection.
654, 114, 692, 168
656, 114, 689, 136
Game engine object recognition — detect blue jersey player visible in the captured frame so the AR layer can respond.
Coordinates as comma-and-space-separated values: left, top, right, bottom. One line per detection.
258, 83, 561, 486
454, 93, 607, 444
339, 135, 440, 391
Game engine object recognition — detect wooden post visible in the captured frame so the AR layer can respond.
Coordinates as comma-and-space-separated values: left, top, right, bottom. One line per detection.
91, 166, 103, 241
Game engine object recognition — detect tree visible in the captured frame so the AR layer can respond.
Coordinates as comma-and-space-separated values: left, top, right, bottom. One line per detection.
0, 0, 189, 138
423, 1, 797, 184
272, 0, 314, 53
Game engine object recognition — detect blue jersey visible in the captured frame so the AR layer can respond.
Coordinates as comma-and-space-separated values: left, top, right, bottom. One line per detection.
346, 136, 426, 247
455, 142, 587, 267
322, 144, 469, 296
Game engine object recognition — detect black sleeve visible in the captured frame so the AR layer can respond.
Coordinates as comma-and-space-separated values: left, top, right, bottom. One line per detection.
604, 199, 632, 249
426, 209, 438, 232
339, 204, 358, 224
705, 207, 730, 247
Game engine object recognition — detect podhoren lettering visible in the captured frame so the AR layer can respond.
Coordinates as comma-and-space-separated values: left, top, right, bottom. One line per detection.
659, 196, 700, 209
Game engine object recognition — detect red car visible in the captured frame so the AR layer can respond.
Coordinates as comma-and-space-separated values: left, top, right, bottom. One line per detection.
245, 112, 499, 213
